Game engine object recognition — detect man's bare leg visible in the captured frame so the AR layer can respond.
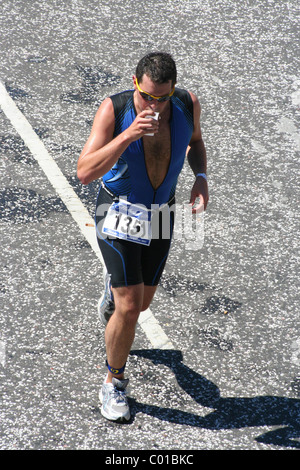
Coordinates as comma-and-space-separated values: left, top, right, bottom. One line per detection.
104, 283, 157, 382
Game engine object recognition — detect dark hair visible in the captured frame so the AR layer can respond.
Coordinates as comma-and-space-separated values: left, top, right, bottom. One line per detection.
135, 52, 177, 86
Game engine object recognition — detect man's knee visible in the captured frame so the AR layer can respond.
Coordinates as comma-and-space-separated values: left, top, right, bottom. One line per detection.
113, 285, 144, 324
141, 298, 152, 312
141, 285, 157, 312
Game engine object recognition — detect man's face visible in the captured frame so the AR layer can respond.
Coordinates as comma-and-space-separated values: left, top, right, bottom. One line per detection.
133, 74, 174, 113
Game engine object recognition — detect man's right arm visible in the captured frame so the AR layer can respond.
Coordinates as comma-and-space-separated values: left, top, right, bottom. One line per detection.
77, 98, 131, 185
77, 98, 158, 185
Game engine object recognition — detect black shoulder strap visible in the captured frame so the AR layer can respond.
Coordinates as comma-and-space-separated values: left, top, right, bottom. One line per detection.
110, 90, 134, 117
173, 88, 193, 116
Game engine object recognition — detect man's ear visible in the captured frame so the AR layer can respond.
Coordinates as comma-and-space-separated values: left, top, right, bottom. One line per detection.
132, 75, 137, 89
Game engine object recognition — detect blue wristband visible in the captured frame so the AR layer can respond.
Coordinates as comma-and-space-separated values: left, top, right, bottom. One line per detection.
196, 173, 207, 181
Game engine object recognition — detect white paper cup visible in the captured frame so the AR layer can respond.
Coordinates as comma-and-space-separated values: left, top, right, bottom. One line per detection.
145, 112, 159, 136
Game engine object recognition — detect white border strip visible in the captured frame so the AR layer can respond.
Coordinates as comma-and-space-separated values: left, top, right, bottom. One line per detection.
0, 81, 174, 351
0, 341, 6, 367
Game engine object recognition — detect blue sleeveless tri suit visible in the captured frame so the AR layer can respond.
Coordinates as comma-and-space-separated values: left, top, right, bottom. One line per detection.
96, 88, 194, 287
102, 88, 194, 208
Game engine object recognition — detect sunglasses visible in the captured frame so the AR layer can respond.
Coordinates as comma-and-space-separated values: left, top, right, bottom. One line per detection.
136, 79, 175, 102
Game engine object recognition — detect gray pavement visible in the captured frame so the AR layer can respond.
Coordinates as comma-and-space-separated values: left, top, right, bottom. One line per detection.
0, 0, 299, 451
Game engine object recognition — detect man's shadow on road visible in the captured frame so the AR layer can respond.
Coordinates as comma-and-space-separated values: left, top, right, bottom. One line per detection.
129, 349, 300, 449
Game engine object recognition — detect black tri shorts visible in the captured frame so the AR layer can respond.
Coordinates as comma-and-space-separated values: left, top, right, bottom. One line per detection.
95, 186, 175, 288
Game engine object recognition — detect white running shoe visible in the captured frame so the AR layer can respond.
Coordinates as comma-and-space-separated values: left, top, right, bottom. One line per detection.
98, 268, 115, 326
99, 377, 130, 422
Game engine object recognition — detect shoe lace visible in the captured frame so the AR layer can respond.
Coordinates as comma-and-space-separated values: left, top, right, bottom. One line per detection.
112, 388, 127, 404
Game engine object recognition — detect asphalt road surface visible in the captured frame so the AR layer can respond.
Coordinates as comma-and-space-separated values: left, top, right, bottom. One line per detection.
0, 0, 299, 452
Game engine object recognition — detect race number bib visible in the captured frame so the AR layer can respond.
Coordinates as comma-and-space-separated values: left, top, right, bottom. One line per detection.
102, 199, 152, 245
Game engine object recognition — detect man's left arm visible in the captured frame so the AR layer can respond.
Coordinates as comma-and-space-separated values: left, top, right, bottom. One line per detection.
187, 92, 209, 212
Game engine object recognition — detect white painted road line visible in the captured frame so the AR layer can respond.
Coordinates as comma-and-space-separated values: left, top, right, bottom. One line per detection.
0, 341, 6, 367
0, 80, 174, 351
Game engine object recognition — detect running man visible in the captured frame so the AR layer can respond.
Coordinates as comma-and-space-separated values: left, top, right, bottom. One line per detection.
77, 52, 208, 422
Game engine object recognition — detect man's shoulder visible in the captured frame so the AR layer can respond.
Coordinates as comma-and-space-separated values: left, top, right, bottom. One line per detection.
173, 88, 194, 116
173, 87, 190, 100
109, 90, 134, 116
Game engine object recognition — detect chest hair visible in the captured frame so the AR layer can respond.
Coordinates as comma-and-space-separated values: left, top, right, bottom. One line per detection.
143, 121, 171, 189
